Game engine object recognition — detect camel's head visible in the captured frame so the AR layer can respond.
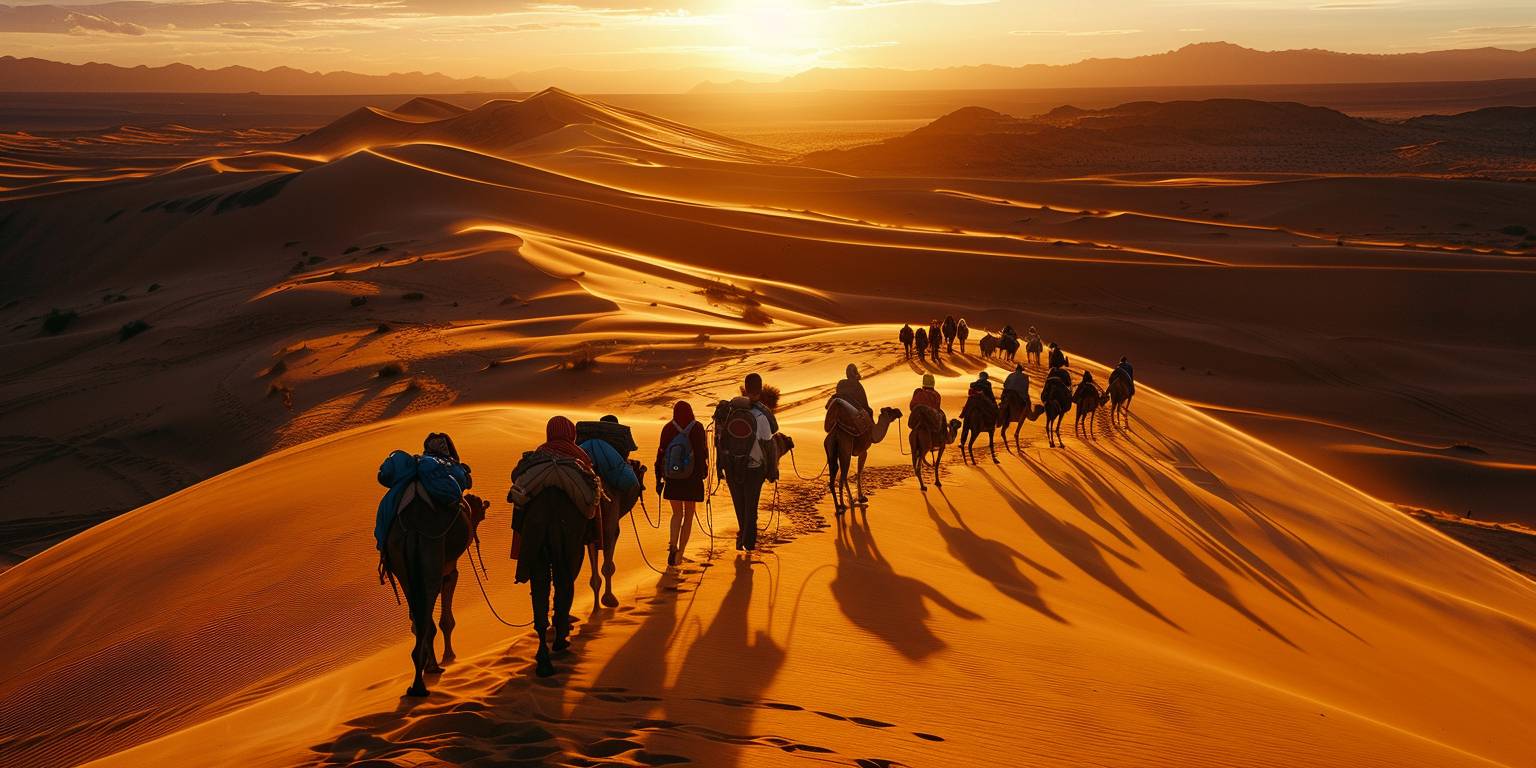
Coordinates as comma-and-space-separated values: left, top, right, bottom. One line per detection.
946, 419, 962, 441
773, 432, 794, 456
463, 493, 490, 531
879, 406, 903, 421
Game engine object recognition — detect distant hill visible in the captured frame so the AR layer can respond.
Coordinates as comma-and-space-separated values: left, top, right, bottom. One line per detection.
695, 42, 1536, 93
801, 98, 1536, 177
0, 57, 780, 95
0, 56, 519, 95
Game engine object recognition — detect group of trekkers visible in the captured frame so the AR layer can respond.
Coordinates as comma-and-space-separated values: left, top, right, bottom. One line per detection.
373, 372, 786, 677
899, 315, 970, 361
372, 323, 1136, 680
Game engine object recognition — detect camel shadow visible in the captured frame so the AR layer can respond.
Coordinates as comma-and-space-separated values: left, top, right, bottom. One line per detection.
1080, 437, 1361, 643
1125, 424, 1364, 597
1060, 447, 1304, 649
978, 470, 1183, 631
926, 493, 1068, 624
830, 510, 981, 660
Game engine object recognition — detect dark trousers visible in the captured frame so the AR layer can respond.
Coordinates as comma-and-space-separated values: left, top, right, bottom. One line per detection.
529, 544, 579, 637
726, 464, 767, 549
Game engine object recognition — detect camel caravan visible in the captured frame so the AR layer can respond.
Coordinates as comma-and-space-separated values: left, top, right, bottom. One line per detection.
371, 327, 1134, 692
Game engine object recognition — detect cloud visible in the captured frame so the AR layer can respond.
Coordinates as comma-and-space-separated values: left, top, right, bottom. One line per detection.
1010, 28, 1143, 37
0, 3, 147, 34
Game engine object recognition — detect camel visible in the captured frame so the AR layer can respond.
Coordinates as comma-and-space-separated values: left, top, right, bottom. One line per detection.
999, 389, 1045, 451
979, 333, 998, 359
1025, 337, 1043, 366
997, 334, 1020, 362
960, 394, 1002, 465
909, 408, 961, 491
1074, 380, 1103, 439
824, 403, 902, 514
588, 468, 645, 609
1041, 373, 1072, 448
1108, 369, 1134, 429
384, 491, 489, 697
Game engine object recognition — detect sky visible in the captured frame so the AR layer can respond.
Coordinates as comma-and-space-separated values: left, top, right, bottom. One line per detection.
0, 0, 1533, 77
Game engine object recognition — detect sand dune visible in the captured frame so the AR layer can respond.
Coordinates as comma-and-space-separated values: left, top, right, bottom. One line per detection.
2, 341, 1534, 768
2, 89, 1535, 766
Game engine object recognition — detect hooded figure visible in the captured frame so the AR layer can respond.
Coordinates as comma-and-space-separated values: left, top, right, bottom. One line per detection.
928, 321, 942, 361
835, 362, 873, 419
1116, 356, 1134, 381
1048, 342, 1068, 370
899, 323, 915, 358
971, 370, 994, 400
1074, 370, 1101, 403
511, 415, 599, 675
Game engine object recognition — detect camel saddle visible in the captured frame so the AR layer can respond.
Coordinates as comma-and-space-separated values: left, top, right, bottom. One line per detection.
825, 396, 873, 436
910, 404, 948, 438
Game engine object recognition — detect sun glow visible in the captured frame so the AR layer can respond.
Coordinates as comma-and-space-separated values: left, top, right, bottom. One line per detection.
719, 0, 828, 72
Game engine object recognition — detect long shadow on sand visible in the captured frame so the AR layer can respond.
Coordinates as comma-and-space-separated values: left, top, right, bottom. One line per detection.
830, 510, 982, 659
925, 493, 1068, 624
978, 469, 1183, 630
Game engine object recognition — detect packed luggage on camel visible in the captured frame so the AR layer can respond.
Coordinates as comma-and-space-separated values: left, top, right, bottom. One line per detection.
375, 432, 487, 697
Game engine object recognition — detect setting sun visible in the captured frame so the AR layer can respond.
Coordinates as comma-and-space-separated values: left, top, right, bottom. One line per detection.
719, 0, 828, 72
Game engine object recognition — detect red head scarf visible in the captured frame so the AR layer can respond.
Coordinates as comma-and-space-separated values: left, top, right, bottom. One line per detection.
538, 415, 592, 470
672, 400, 695, 430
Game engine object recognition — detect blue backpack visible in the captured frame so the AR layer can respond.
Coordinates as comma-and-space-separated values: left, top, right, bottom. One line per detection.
663, 425, 695, 480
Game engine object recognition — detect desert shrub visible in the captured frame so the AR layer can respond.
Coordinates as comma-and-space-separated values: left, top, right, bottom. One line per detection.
42, 308, 77, 334
118, 319, 150, 341
378, 362, 405, 377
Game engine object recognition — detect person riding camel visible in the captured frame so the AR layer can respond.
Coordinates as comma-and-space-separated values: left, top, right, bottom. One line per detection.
909, 372, 947, 437
374, 432, 472, 552
914, 325, 928, 358
899, 323, 915, 358
1116, 356, 1134, 381
1074, 370, 1101, 403
577, 415, 642, 608
928, 321, 942, 361
1048, 342, 1068, 370
1002, 363, 1030, 409
956, 318, 970, 352
942, 315, 958, 353
834, 362, 874, 420
508, 416, 599, 676
961, 370, 999, 424
1026, 326, 1041, 346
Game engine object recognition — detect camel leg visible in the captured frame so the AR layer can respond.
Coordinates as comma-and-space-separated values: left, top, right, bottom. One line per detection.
856, 453, 869, 504
988, 430, 999, 464
587, 541, 602, 607
438, 567, 459, 665
601, 518, 619, 607
933, 447, 943, 488
912, 435, 927, 491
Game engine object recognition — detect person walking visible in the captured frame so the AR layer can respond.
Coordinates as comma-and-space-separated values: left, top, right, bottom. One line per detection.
509, 416, 598, 676
716, 373, 779, 552
657, 401, 707, 566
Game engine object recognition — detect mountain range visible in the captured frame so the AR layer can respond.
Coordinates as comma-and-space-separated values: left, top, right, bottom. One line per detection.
696, 42, 1536, 92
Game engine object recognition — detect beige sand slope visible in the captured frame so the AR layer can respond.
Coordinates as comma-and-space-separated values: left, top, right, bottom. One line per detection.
0, 338, 1533, 768
3, 88, 1534, 573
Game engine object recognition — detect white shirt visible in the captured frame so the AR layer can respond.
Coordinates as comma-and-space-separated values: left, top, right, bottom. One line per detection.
746, 410, 773, 467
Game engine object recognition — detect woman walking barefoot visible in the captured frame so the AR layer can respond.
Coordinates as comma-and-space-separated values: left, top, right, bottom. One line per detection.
657, 401, 708, 566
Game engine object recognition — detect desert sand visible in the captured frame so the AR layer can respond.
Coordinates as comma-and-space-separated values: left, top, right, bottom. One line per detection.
2, 89, 1535, 767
